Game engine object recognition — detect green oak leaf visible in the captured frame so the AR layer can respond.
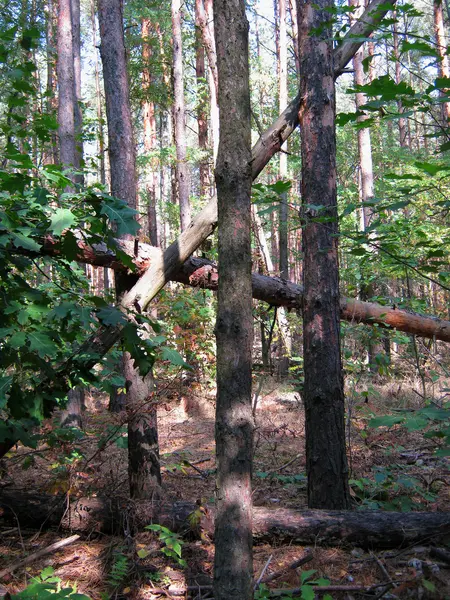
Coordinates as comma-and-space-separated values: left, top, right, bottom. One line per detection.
49, 208, 76, 236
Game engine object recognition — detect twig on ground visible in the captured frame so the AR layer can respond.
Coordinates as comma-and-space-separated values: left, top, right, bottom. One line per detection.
0, 534, 80, 579
254, 554, 273, 590
370, 550, 396, 589
263, 453, 303, 477
261, 551, 314, 584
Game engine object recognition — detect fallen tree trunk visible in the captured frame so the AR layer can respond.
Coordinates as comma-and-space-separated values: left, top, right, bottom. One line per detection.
176, 258, 450, 343
19, 242, 450, 343
0, 491, 448, 548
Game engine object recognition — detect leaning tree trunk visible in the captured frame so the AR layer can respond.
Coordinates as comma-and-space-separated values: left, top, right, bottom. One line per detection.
98, 0, 161, 499
213, 0, 254, 599
298, 0, 351, 509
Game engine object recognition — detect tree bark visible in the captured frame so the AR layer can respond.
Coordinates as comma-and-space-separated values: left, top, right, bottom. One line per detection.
90, 0, 106, 187
98, 0, 161, 499
298, 0, 351, 509
196, 0, 219, 163
142, 18, 159, 247
172, 0, 191, 231
71, 0, 83, 184
350, 0, 384, 371
278, 0, 289, 281
433, 0, 450, 126
1, 491, 449, 549
213, 1, 254, 598
195, 0, 209, 199
57, 0, 76, 171
60, 387, 85, 429
392, 13, 408, 148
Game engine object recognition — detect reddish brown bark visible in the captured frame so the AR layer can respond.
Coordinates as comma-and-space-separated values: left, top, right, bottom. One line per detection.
298, 0, 351, 509
71, 0, 83, 183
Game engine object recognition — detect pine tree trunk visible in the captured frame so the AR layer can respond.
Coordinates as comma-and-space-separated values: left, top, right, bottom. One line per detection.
57, 0, 76, 171
90, 0, 106, 187
172, 0, 191, 232
350, 0, 386, 372
214, 0, 254, 598
98, 0, 161, 499
45, 0, 58, 164
195, 0, 209, 199
60, 387, 85, 429
277, 0, 291, 378
71, 0, 83, 184
392, 14, 408, 148
142, 18, 159, 247
433, 0, 450, 126
202, 0, 219, 163
298, 0, 351, 509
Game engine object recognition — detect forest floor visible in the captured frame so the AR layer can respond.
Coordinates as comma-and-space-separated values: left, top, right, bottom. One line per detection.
0, 375, 449, 599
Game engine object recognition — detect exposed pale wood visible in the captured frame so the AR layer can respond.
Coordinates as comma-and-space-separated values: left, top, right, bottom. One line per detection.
0, 492, 448, 549
12, 243, 450, 343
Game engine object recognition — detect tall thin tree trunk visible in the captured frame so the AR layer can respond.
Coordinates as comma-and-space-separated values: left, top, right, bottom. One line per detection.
71, 0, 83, 184
350, 0, 383, 370
142, 18, 159, 246
90, 0, 106, 186
289, 0, 300, 80
46, 0, 58, 164
197, 0, 219, 164
171, 0, 191, 232
392, 14, 408, 148
297, 0, 351, 509
57, 0, 76, 171
98, 0, 161, 499
277, 0, 291, 378
278, 0, 288, 280
433, 0, 450, 126
195, 0, 209, 199
213, 0, 254, 598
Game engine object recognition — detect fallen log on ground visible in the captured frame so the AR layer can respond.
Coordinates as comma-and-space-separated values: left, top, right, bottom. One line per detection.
1, 491, 449, 548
